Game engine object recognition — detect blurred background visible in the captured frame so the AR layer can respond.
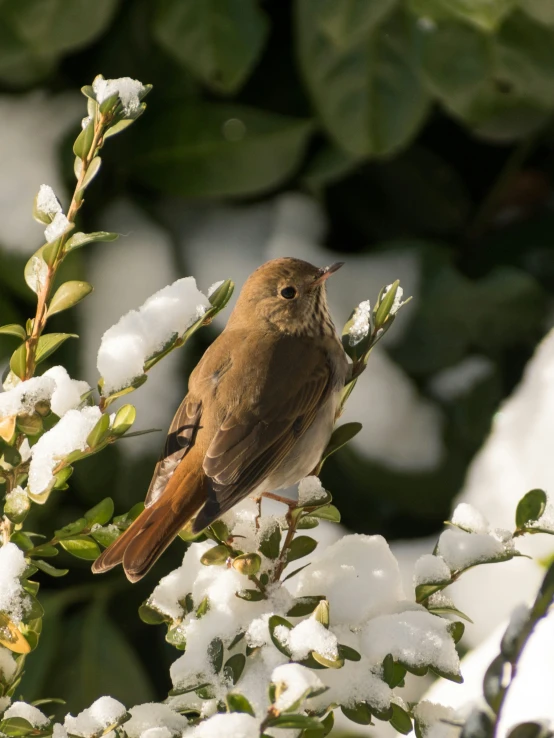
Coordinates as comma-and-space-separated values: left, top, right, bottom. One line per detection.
1, 0, 554, 730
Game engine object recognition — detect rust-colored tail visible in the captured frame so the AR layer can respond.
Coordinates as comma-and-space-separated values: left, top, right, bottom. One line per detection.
92, 459, 207, 582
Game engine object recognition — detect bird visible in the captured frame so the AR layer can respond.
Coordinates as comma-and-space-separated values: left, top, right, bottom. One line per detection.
92, 257, 349, 582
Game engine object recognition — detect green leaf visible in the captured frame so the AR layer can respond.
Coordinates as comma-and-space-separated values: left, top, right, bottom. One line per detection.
29, 545, 58, 558
84, 497, 114, 526
321, 422, 362, 463
235, 589, 265, 602
208, 637, 224, 673
341, 703, 374, 725
132, 103, 313, 198
297, 5, 430, 156
65, 231, 119, 252
310, 505, 341, 523
81, 156, 102, 190
111, 404, 136, 436
9, 343, 27, 380
208, 278, 234, 311
389, 703, 413, 735
54, 518, 87, 539
91, 526, 120, 548
338, 644, 361, 661
226, 692, 255, 715
483, 654, 506, 713
86, 413, 111, 449
208, 519, 230, 543
287, 595, 325, 617
223, 653, 246, 685
414, 12, 554, 141
520, 0, 554, 26
35, 333, 77, 365
507, 723, 552, 738
286, 535, 318, 563
232, 552, 261, 576
268, 615, 293, 657
448, 620, 465, 644
73, 120, 95, 159
516, 489, 547, 529
154, 0, 268, 94
47, 280, 92, 317
33, 559, 68, 577
266, 714, 324, 730
0, 324, 26, 340
138, 602, 169, 626
59, 536, 101, 561
200, 544, 230, 566
409, 0, 515, 32
382, 654, 407, 688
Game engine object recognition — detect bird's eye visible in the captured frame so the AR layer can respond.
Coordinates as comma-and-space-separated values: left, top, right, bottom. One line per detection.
280, 286, 297, 300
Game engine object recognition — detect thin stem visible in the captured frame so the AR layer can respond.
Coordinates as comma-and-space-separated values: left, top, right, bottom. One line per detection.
24, 113, 108, 380
272, 507, 299, 583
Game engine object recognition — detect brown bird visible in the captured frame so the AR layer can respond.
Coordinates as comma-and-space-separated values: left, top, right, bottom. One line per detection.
92, 257, 348, 582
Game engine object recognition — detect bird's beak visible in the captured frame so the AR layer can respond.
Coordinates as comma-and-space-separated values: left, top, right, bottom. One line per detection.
311, 261, 344, 288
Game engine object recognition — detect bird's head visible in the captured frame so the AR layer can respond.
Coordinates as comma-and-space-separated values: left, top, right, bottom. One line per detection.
228, 257, 343, 336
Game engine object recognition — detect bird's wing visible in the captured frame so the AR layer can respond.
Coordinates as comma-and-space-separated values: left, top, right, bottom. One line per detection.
195, 341, 333, 529
145, 397, 202, 507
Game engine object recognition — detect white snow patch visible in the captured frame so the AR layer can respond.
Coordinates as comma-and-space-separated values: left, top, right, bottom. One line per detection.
414, 554, 451, 586
64, 697, 127, 737
185, 713, 259, 738
297, 476, 328, 506
124, 703, 188, 738
451, 503, 490, 535
36, 184, 62, 218
0, 543, 29, 622
92, 76, 145, 116
294, 534, 404, 625
4, 486, 29, 517
437, 528, 512, 572
278, 618, 338, 661
271, 663, 324, 711
44, 212, 70, 243
28, 406, 102, 495
348, 299, 371, 346
97, 277, 210, 394
0, 646, 17, 681
4, 702, 49, 727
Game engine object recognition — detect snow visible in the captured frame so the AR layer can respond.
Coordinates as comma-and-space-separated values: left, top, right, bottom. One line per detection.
297, 476, 328, 506
383, 284, 405, 315
185, 713, 259, 738
0, 91, 81, 254
0, 367, 88, 421
124, 703, 188, 738
36, 184, 62, 218
429, 357, 494, 401
424, 611, 554, 737
414, 701, 458, 738
529, 501, 554, 533
349, 300, 371, 346
437, 528, 513, 572
271, 663, 324, 711
44, 211, 70, 243
451, 503, 490, 535
4, 702, 49, 727
28, 406, 102, 495
92, 76, 145, 116
414, 554, 451, 586
53, 724, 68, 738
5, 486, 29, 516
0, 542, 29, 622
0, 646, 17, 681
207, 280, 224, 297
64, 697, 127, 737
293, 534, 404, 625
97, 276, 210, 394
26, 254, 49, 293
278, 618, 339, 661
361, 610, 461, 677
441, 326, 554, 646
43, 366, 90, 417
0, 375, 55, 418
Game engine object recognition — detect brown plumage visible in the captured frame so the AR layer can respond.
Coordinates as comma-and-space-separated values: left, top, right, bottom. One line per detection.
92, 257, 349, 582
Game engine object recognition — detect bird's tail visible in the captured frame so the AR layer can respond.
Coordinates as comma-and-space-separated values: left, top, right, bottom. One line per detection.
92, 461, 206, 582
